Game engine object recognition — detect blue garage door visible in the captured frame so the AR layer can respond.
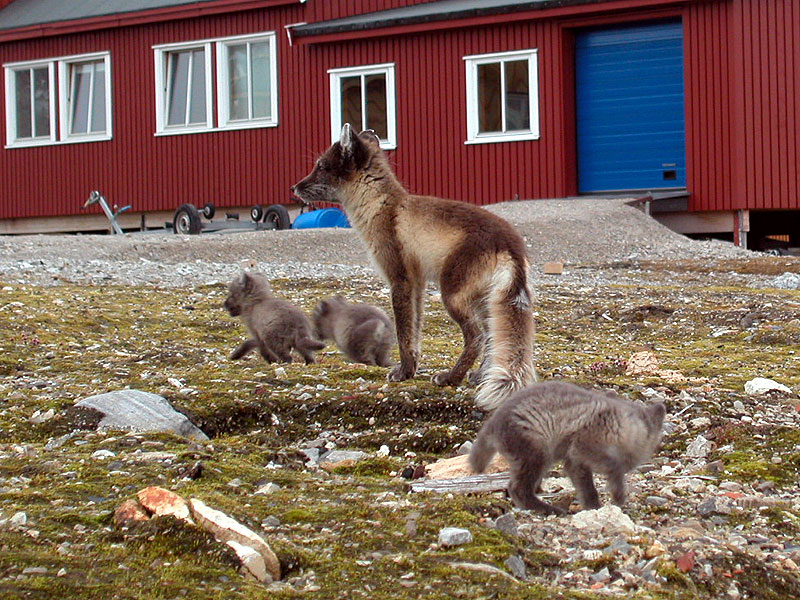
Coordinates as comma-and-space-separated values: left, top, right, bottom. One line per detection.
576, 21, 686, 192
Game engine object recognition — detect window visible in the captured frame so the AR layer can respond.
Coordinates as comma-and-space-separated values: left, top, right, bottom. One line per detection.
217, 34, 278, 129
464, 49, 539, 144
154, 32, 277, 135
329, 63, 396, 150
59, 55, 112, 141
5, 53, 112, 148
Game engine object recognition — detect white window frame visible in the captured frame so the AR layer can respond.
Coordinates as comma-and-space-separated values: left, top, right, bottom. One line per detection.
328, 63, 396, 150
216, 32, 279, 131
464, 49, 539, 145
4, 59, 57, 148
153, 40, 214, 135
58, 52, 113, 143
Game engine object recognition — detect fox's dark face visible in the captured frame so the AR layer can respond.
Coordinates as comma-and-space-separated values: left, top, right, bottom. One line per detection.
291, 124, 378, 205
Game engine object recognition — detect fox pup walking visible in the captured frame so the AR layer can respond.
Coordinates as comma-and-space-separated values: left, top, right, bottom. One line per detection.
292, 124, 536, 410
224, 271, 325, 364
313, 295, 395, 366
470, 381, 666, 514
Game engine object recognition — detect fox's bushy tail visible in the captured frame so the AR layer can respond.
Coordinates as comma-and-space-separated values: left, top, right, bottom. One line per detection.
475, 256, 537, 411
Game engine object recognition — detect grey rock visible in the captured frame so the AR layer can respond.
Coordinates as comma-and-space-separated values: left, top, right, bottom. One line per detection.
301, 448, 320, 463
494, 513, 518, 537
686, 434, 711, 458
732, 400, 746, 412
770, 272, 800, 290
75, 389, 208, 440
456, 441, 473, 456
645, 496, 669, 507
438, 527, 473, 547
504, 555, 527, 580
697, 498, 717, 517
318, 450, 367, 465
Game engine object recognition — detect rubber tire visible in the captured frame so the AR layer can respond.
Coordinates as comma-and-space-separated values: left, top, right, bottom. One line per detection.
173, 204, 202, 235
250, 205, 264, 222
264, 205, 291, 230
202, 203, 215, 220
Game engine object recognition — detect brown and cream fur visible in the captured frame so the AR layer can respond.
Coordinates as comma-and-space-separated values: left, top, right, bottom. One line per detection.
292, 124, 536, 410
470, 381, 666, 514
224, 271, 325, 364
313, 295, 395, 366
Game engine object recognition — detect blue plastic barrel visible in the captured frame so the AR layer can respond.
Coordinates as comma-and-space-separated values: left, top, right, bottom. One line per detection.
291, 207, 350, 229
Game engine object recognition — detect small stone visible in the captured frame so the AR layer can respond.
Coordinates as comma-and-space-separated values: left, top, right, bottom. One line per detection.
719, 482, 742, 492
645, 496, 669, 507
744, 377, 791, 396
261, 516, 281, 528
456, 441, 473, 456
318, 450, 367, 466
10, 512, 27, 526
227, 478, 244, 488
697, 498, 717, 517
137, 487, 191, 521
114, 499, 150, 527
57, 568, 67, 577
676, 550, 696, 572
571, 505, 637, 536
686, 435, 711, 458
376, 445, 390, 457
732, 400, 746, 412
22, 567, 48, 575
254, 483, 280, 495
645, 540, 666, 558
771, 456, 782, 464
438, 527, 473, 547
494, 513, 518, 537
227, 539, 273, 583
30, 409, 55, 424
504, 555, 527, 580
91, 449, 115, 460
274, 367, 286, 378
591, 566, 611, 583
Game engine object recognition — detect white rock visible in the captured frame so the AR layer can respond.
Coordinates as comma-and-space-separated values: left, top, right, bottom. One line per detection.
254, 483, 281, 495
30, 409, 55, 424
188, 498, 280, 581
438, 527, 473, 547
91, 449, 116, 460
686, 434, 712, 458
770, 272, 800, 290
274, 366, 287, 378
376, 445, 390, 457
744, 377, 791, 395
571, 505, 638, 536
10, 511, 27, 526
226, 539, 273, 583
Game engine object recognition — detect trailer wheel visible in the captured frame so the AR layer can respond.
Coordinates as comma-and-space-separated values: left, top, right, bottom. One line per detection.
264, 205, 291, 230
250, 205, 264, 222
202, 203, 216, 220
173, 204, 202, 235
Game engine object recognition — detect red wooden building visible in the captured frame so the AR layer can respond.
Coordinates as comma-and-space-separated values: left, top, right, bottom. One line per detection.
0, 0, 797, 248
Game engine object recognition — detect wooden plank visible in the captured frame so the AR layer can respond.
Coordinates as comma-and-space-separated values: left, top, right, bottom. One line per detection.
409, 472, 511, 494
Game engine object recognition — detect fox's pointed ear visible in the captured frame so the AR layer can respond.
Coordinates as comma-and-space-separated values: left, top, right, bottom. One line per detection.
340, 123, 355, 154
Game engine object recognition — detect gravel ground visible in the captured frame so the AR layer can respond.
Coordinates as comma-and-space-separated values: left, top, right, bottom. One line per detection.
0, 198, 753, 287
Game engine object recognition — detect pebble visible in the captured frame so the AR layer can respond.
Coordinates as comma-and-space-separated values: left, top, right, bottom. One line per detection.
645, 496, 669, 507
504, 555, 527, 580
494, 513, 518, 537
438, 527, 473, 547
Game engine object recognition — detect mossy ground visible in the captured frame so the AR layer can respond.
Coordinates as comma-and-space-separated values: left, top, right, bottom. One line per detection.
1, 258, 799, 599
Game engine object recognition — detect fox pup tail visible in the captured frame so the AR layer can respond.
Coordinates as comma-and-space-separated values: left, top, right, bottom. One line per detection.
475, 257, 537, 411
297, 335, 326, 352
469, 426, 498, 474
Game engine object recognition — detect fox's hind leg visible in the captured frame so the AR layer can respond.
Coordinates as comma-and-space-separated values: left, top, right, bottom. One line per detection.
564, 457, 601, 510
231, 338, 259, 360
508, 453, 565, 515
432, 279, 482, 386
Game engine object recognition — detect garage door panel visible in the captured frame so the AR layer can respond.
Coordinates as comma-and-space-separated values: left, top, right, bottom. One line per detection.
576, 20, 686, 192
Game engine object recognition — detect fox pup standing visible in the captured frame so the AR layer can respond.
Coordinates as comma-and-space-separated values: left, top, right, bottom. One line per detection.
292, 124, 536, 410
313, 295, 395, 366
224, 271, 325, 364
470, 381, 666, 514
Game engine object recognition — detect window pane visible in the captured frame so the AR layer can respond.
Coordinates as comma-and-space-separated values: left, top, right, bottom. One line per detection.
167, 51, 190, 126
14, 69, 32, 139
188, 49, 206, 124
33, 67, 50, 137
70, 62, 92, 134
90, 61, 107, 133
504, 60, 530, 131
228, 44, 248, 121
477, 62, 501, 133
340, 76, 362, 132
250, 41, 270, 119
364, 73, 387, 140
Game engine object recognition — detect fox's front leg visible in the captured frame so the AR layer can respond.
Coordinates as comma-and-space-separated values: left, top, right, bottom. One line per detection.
387, 280, 419, 381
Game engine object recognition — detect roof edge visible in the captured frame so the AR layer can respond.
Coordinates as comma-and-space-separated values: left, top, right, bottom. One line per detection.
0, 0, 302, 43
292, 0, 687, 42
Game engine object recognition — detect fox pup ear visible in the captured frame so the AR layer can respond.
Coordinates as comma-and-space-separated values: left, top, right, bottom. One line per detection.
340, 123, 355, 154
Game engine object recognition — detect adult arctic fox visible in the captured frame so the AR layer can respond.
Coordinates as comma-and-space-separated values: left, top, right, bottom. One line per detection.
292, 124, 536, 410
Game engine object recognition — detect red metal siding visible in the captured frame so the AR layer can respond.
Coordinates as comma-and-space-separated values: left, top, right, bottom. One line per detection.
1, 0, 799, 222
685, 0, 800, 212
